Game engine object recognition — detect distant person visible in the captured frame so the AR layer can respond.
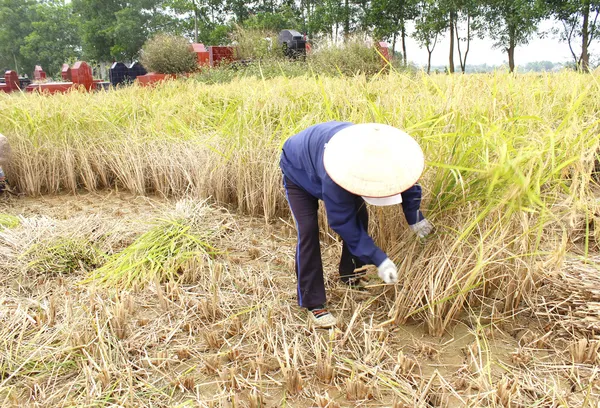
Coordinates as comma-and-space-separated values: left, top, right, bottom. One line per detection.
279, 122, 433, 328
0, 133, 11, 194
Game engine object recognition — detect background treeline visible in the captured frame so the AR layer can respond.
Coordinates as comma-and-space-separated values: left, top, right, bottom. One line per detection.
0, 0, 598, 77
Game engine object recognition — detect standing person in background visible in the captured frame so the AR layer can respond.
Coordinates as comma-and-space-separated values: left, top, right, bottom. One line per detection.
0, 134, 11, 194
279, 122, 434, 328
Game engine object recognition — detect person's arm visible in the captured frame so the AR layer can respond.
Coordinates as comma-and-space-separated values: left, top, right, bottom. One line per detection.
321, 178, 387, 267
400, 183, 424, 225
402, 183, 434, 238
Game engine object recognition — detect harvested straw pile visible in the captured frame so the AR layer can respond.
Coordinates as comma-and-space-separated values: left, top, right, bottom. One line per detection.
87, 199, 224, 289
537, 256, 600, 336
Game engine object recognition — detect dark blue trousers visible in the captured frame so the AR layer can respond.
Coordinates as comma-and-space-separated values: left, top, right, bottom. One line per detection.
283, 176, 368, 308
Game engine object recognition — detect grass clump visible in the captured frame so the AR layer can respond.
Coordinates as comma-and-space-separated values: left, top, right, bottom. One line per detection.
87, 200, 220, 289
230, 26, 283, 61
0, 213, 19, 229
192, 59, 307, 84
24, 237, 106, 275
309, 38, 389, 76
140, 34, 198, 75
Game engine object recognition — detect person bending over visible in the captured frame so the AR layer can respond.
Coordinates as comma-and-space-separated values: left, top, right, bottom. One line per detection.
279, 122, 433, 328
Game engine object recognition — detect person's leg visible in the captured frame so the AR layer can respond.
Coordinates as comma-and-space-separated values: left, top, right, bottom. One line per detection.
339, 196, 369, 283
283, 176, 326, 309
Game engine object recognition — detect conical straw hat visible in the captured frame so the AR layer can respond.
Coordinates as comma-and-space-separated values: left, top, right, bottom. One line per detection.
0, 134, 11, 167
323, 123, 424, 198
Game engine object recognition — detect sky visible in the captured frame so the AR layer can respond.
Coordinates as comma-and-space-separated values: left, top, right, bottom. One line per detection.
402, 19, 598, 67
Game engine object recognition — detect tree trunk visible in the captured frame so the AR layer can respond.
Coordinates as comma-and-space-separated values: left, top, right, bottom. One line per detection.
13, 53, 19, 74
455, 21, 463, 72
305, 0, 311, 39
448, 12, 455, 73
426, 33, 438, 75
581, 3, 590, 72
427, 51, 432, 74
459, 14, 471, 72
464, 14, 471, 72
508, 34, 515, 72
401, 25, 407, 66
344, 0, 350, 42
194, 11, 198, 43
392, 32, 397, 59
193, 0, 198, 43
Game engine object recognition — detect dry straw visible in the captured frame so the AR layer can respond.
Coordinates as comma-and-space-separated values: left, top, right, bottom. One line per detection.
1, 71, 599, 337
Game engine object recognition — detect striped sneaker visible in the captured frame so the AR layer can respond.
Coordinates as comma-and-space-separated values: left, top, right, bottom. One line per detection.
307, 305, 337, 329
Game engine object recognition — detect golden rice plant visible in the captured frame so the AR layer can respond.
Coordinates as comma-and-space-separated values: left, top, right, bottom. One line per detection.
1, 70, 599, 334
86, 200, 220, 289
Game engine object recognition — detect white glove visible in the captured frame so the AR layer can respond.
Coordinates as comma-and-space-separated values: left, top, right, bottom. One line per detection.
377, 258, 398, 284
410, 218, 434, 239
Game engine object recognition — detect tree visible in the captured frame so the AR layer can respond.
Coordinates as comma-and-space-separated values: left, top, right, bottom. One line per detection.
111, 1, 176, 61
227, 0, 255, 23
306, 0, 343, 39
482, 0, 548, 72
369, 0, 418, 66
549, 0, 600, 72
73, 0, 170, 62
72, 0, 122, 61
244, 6, 302, 31
413, 0, 446, 73
21, 0, 82, 77
436, 0, 461, 73
0, 0, 37, 74
453, 0, 484, 72
167, 0, 227, 43
436, 0, 483, 73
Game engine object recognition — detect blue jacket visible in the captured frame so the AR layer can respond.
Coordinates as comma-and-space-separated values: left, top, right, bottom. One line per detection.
280, 121, 424, 267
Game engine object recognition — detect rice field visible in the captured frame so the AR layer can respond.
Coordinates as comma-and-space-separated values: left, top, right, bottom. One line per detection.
0, 70, 599, 406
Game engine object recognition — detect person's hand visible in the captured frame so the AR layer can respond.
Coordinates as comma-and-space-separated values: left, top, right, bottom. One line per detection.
410, 218, 434, 239
377, 258, 398, 284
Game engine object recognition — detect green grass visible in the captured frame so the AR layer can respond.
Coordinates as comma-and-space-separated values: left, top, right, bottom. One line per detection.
0, 214, 19, 229
85, 206, 220, 289
23, 237, 106, 275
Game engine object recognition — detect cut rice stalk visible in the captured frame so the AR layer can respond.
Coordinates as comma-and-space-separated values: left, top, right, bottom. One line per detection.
86, 214, 220, 289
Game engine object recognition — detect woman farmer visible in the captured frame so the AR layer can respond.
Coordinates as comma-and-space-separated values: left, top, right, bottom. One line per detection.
280, 122, 433, 328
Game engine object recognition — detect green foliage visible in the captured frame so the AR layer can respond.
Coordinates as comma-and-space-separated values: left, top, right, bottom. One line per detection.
230, 26, 283, 60
243, 7, 301, 31
309, 39, 389, 76
72, 0, 121, 62
192, 59, 307, 84
21, 0, 81, 78
0, 0, 37, 74
140, 33, 198, 74
0, 213, 19, 229
481, 0, 548, 70
24, 237, 106, 275
73, 0, 172, 62
548, 0, 600, 70
0, 0, 594, 80
87, 203, 220, 289
166, 0, 229, 43
369, 0, 418, 43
